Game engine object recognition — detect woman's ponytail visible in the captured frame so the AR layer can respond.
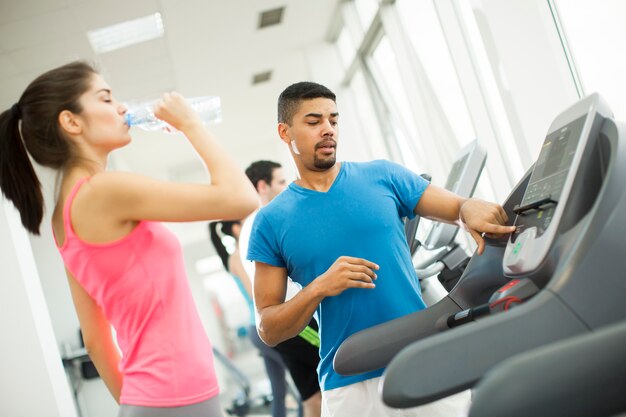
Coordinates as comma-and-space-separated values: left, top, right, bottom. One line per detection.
0, 104, 43, 234
0, 61, 97, 235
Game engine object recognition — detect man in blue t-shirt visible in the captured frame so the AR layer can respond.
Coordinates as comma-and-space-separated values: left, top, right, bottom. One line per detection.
247, 81, 515, 416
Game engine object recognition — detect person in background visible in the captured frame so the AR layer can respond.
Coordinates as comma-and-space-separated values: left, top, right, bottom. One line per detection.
210, 220, 294, 417
239, 160, 322, 417
210, 221, 253, 303
0, 61, 258, 417
247, 82, 516, 416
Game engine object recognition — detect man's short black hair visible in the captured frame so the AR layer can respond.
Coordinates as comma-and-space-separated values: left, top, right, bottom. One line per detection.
277, 81, 336, 125
245, 160, 282, 191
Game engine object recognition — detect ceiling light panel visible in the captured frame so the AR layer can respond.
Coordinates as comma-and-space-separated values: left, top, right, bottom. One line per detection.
87, 12, 164, 54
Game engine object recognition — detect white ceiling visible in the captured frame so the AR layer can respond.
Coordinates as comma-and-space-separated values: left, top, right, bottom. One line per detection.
1, 0, 341, 246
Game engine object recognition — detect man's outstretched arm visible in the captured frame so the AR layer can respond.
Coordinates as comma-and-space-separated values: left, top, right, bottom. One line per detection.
415, 185, 516, 254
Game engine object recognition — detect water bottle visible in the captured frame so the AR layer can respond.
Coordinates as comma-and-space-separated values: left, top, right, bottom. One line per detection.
125, 96, 222, 132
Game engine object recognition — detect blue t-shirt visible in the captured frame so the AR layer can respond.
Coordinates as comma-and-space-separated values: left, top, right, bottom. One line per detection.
247, 160, 429, 391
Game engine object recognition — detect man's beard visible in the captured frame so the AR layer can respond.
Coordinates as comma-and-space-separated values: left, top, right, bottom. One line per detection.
313, 138, 337, 169
314, 154, 336, 169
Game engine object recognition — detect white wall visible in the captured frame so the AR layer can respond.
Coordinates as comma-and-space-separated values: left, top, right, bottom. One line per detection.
26, 170, 119, 417
0, 200, 77, 417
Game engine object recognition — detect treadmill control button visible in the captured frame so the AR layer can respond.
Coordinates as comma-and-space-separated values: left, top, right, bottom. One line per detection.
504, 228, 537, 273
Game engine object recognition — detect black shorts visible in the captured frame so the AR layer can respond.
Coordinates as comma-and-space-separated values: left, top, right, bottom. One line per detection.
273, 319, 320, 401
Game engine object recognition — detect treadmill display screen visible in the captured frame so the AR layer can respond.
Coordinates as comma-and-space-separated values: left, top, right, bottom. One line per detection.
444, 153, 469, 192
512, 115, 586, 240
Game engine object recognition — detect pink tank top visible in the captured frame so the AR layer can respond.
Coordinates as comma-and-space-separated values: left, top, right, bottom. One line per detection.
55, 178, 219, 406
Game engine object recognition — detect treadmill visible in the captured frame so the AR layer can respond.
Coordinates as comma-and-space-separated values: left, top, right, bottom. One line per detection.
423, 140, 486, 252
333, 93, 626, 408
380, 92, 626, 408
417, 140, 488, 303
468, 319, 626, 417
411, 139, 487, 306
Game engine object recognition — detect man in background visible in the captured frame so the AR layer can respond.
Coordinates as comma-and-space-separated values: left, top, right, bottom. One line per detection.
239, 160, 322, 417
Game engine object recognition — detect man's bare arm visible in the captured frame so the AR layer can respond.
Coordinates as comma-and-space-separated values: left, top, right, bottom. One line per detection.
254, 256, 379, 346
415, 185, 515, 254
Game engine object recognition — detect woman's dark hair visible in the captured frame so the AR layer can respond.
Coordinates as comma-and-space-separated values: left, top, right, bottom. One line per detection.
209, 221, 241, 271
0, 61, 97, 234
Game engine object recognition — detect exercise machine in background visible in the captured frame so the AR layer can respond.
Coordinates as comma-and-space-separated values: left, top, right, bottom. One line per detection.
412, 140, 487, 305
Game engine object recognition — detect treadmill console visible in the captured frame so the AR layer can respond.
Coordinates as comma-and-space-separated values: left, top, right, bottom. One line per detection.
423, 140, 487, 250
503, 93, 611, 275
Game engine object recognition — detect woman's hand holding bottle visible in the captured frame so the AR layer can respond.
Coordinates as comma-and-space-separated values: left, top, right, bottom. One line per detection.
152, 92, 201, 133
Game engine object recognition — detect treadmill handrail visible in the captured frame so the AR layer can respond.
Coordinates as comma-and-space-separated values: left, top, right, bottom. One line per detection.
468, 320, 626, 417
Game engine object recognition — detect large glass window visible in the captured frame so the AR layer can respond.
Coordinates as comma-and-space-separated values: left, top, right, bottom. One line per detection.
345, 70, 391, 161
396, 0, 475, 147
368, 35, 422, 172
336, 26, 357, 71
354, 0, 379, 30
554, 0, 626, 119
454, 0, 525, 182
